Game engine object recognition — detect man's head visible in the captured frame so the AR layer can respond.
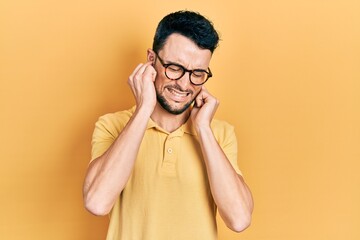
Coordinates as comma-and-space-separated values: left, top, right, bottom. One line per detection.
148, 11, 219, 115
152, 10, 219, 54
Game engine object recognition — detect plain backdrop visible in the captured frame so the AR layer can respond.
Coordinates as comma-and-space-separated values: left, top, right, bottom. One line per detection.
1, 0, 359, 239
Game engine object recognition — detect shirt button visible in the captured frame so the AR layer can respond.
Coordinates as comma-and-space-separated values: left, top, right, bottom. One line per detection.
167, 148, 173, 154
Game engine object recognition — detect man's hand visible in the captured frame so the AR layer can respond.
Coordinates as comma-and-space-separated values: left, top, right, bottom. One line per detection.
191, 86, 254, 232
190, 86, 219, 130
84, 63, 158, 216
127, 62, 157, 115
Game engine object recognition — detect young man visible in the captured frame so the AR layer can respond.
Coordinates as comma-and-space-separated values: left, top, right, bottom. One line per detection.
83, 10, 253, 240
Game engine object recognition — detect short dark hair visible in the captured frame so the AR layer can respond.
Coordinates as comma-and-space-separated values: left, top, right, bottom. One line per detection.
152, 10, 220, 54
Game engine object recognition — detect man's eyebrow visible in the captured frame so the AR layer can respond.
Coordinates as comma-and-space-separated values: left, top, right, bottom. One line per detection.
163, 59, 181, 65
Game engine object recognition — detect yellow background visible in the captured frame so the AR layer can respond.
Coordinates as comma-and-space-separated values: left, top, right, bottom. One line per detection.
1, 0, 359, 239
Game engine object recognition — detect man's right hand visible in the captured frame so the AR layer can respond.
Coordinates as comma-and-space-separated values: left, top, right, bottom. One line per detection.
84, 62, 157, 216
127, 61, 157, 116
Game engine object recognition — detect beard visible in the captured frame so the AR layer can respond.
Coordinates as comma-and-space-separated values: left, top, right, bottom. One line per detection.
156, 84, 195, 115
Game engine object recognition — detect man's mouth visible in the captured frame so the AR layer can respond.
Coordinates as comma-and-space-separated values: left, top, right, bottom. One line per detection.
167, 87, 190, 97
165, 87, 191, 102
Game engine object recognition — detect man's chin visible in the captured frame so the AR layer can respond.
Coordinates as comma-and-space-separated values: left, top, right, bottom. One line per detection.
157, 96, 193, 115
162, 104, 190, 115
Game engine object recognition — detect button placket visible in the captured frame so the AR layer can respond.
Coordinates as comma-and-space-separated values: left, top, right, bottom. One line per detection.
163, 136, 176, 163
161, 135, 180, 175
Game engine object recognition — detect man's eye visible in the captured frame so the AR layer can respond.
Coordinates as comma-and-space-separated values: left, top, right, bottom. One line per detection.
168, 65, 182, 72
192, 71, 206, 78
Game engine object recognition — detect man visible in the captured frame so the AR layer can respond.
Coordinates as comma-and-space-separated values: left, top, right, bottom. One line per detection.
83, 10, 253, 240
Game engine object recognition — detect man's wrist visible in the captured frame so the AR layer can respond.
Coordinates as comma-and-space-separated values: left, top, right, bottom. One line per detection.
195, 123, 212, 136
135, 104, 154, 118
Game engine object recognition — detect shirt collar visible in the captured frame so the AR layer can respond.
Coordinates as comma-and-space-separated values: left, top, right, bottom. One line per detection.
146, 117, 196, 136
182, 119, 197, 136
128, 105, 196, 136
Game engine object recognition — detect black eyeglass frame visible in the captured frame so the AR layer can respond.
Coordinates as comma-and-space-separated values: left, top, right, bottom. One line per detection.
155, 53, 213, 86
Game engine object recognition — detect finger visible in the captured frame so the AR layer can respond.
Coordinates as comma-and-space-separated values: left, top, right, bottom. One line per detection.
129, 63, 144, 80
195, 91, 204, 107
128, 63, 147, 96
134, 61, 153, 79
128, 63, 145, 90
199, 86, 217, 104
191, 104, 199, 115
129, 62, 151, 84
131, 63, 154, 91
143, 64, 157, 82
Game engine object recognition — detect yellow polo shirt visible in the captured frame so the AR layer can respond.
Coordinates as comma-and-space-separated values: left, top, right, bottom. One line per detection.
91, 106, 242, 240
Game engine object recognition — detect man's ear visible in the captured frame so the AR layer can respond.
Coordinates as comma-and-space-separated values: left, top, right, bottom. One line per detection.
147, 49, 156, 64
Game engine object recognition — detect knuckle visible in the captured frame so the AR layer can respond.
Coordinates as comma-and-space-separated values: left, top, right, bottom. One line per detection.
127, 77, 133, 86
133, 74, 141, 82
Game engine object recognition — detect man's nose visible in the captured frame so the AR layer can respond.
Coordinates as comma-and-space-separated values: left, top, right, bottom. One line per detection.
176, 72, 191, 89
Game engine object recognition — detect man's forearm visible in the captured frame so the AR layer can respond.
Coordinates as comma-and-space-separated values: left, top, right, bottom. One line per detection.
196, 126, 254, 232
83, 108, 151, 216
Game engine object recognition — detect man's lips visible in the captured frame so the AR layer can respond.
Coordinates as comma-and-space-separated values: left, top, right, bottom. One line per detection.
165, 87, 191, 102
167, 87, 190, 96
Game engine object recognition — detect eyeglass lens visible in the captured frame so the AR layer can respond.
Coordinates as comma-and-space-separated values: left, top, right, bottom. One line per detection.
165, 65, 209, 85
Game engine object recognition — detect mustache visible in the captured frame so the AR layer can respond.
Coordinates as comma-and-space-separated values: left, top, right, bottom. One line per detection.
165, 84, 193, 94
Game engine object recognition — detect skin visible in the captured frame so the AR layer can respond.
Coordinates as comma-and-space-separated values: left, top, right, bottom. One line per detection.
83, 33, 254, 232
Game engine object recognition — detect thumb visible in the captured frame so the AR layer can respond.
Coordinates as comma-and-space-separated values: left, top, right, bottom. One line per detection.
190, 104, 199, 117
143, 64, 157, 82
195, 92, 204, 107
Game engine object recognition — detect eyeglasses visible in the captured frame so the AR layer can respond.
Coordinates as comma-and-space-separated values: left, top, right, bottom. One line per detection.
155, 54, 212, 86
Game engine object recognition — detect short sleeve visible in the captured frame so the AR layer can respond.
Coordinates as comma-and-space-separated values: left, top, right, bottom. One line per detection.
90, 112, 130, 163
212, 120, 242, 176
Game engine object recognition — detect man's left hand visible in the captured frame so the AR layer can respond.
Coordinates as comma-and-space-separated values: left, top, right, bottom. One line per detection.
190, 86, 219, 130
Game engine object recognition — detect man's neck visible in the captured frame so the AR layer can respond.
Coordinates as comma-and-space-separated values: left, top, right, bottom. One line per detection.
150, 104, 191, 133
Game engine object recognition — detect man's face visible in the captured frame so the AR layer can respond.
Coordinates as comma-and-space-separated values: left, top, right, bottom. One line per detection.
150, 33, 212, 115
